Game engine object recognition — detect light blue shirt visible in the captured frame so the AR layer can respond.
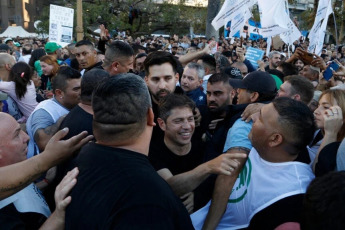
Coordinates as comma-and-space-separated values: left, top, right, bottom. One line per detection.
223, 118, 253, 152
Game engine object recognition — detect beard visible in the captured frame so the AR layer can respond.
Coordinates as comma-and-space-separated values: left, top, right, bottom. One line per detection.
151, 89, 171, 103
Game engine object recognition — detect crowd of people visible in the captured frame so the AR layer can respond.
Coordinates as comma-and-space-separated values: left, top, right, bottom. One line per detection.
0, 25, 345, 229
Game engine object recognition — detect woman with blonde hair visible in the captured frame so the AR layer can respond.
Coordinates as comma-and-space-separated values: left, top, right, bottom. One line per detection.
313, 89, 345, 176
40, 55, 60, 98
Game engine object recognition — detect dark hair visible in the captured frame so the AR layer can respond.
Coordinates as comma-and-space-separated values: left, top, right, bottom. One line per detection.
208, 73, 230, 85
135, 53, 147, 60
9, 62, 32, 99
267, 69, 285, 82
222, 51, 232, 58
144, 51, 178, 76
92, 73, 151, 142
272, 97, 315, 155
22, 44, 32, 55
75, 40, 95, 49
278, 62, 298, 77
28, 48, 46, 68
52, 66, 81, 93
81, 69, 110, 103
198, 54, 216, 73
103, 41, 134, 67
301, 171, 345, 230
158, 94, 195, 122
131, 44, 146, 55
284, 75, 314, 104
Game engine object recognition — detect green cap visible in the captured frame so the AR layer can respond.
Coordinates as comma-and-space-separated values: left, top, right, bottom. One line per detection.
45, 42, 61, 53
14, 42, 21, 47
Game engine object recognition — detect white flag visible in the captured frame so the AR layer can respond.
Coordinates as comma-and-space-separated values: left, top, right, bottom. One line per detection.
230, 8, 252, 38
212, 0, 257, 31
279, 1, 301, 45
308, 0, 333, 54
258, 0, 289, 37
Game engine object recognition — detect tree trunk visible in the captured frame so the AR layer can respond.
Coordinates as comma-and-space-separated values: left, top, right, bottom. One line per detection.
206, 0, 221, 39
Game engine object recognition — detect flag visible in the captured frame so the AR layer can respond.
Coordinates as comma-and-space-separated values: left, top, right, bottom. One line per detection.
212, 0, 257, 31
308, 0, 333, 55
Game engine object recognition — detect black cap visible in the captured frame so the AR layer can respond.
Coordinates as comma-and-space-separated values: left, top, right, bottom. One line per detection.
224, 67, 242, 79
0, 44, 10, 52
229, 71, 277, 94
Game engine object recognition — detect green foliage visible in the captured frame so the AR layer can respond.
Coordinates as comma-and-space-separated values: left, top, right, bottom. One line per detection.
34, 0, 207, 38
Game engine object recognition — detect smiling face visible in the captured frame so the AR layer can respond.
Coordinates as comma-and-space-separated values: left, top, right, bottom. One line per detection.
158, 107, 195, 147
0, 113, 29, 167
40, 61, 54, 76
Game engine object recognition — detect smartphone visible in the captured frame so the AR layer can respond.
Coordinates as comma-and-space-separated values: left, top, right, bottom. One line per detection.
323, 61, 340, 81
300, 50, 314, 65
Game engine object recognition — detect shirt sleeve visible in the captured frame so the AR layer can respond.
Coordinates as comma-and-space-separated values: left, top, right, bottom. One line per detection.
31, 109, 54, 136
223, 119, 253, 152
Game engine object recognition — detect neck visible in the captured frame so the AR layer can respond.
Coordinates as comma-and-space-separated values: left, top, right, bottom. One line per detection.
164, 137, 191, 156
78, 102, 93, 114
0, 71, 9, 81
96, 126, 153, 156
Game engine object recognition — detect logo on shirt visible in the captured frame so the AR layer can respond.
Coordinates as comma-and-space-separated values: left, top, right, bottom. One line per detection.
228, 158, 252, 203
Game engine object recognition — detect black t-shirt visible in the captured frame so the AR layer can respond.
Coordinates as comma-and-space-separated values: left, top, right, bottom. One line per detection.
149, 140, 204, 175
0, 203, 47, 230
65, 143, 193, 230
315, 141, 341, 177
44, 105, 94, 210
246, 194, 305, 229
59, 104, 93, 140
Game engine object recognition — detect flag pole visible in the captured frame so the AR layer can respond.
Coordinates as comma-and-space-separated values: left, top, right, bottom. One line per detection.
333, 12, 338, 49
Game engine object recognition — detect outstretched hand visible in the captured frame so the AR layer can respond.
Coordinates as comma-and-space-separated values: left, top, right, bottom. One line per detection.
207, 153, 247, 176
43, 128, 93, 168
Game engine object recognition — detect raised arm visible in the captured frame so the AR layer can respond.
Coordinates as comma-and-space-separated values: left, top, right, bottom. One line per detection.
158, 153, 246, 197
202, 148, 249, 230
0, 129, 92, 200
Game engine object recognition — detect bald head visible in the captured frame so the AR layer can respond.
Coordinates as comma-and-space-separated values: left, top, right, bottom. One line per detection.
0, 53, 15, 69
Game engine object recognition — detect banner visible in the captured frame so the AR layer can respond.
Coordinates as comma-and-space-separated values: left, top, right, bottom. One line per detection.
248, 19, 263, 40
245, 47, 265, 69
213, 0, 257, 31
49, 4, 74, 47
307, 0, 333, 55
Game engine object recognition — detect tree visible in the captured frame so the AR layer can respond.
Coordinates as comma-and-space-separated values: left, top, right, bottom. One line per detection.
205, 0, 220, 39
35, 0, 207, 38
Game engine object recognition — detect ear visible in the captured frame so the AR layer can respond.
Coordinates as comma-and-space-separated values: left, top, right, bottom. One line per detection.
5, 64, 12, 71
157, 117, 166, 131
111, 61, 119, 72
268, 133, 283, 147
175, 72, 180, 82
147, 108, 156, 127
55, 89, 63, 98
250, 92, 259, 103
199, 79, 203, 85
292, 94, 301, 101
144, 76, 149, 85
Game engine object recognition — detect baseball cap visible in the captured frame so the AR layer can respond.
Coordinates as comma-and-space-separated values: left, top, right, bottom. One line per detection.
45, 42, 61, 53
0, 44, 10, 53
224, 67, 242, 79
4, 38, 13, 44
229, 71, 277, 94
14, 42, 21, 47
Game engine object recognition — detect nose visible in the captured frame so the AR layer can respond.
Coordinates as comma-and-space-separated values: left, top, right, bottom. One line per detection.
22, 131, 30, 143
181, 120, 191, 129
158, 79, 167, 89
